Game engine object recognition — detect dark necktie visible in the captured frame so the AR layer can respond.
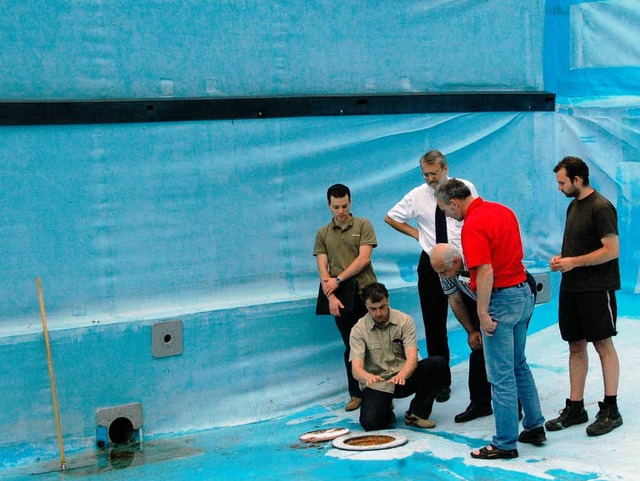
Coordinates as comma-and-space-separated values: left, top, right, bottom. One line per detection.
435, 205, 448, 243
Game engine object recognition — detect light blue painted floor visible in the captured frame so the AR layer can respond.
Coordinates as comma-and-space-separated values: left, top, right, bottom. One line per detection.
3, 293, 638, 481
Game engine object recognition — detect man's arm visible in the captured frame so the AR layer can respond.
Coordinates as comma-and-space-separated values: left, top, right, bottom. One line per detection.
552, 234, 619, 273
316, 254, 344, 316
384, 214, 419, 242
474, 263, 497, 336
336, 244, 374, 283
388, 346, 418, 385
448, 290, 482, 350
448, 290, 475, 334
316, 253, 331, 282
322, 244, 374, 297
352, 357, 385, 386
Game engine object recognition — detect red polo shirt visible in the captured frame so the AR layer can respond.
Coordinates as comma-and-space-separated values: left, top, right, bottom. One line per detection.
461, 197, 527, 291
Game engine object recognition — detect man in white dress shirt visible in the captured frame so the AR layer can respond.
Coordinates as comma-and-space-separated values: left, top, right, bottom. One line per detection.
385, 149, 478, 402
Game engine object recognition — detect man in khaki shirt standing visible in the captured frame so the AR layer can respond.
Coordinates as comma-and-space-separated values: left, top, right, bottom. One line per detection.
314, 183, 378, 412
350, 282, 446, 431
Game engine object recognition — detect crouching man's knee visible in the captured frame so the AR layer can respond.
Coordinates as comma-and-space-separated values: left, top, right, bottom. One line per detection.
360, 415, 385, 432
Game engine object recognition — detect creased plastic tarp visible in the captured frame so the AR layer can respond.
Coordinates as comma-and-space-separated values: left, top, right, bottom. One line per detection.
1, 112, 563, 332
0, 0, 544, 100
2, 106, 640, 331
546, 0, 640, 99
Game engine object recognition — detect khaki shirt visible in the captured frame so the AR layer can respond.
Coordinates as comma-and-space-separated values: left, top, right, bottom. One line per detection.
349, 308, 418, 394
313, 215, 377, 292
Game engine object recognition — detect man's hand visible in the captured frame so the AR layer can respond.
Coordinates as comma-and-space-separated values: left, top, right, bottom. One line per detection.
467, 330, 483, 350
329, 295, 344, 317
479, 312, 497, 336
322, 277, 339, 297
366, 374, 386, 386
388, 374, 407, 385
551, 256, 576, 273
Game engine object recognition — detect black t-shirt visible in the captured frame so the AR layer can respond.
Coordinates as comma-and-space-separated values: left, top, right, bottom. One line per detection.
560, 190, 620, 292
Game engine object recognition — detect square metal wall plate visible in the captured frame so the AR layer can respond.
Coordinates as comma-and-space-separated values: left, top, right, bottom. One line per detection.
96, 402, 143, 430
532, 272, 551, 304
152, 319, 184, 358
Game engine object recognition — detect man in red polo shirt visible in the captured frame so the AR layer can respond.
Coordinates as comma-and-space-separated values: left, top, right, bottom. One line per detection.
435, 179, 544, 460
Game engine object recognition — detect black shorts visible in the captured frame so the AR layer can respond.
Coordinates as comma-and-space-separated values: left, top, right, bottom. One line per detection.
558, 290, 618, 342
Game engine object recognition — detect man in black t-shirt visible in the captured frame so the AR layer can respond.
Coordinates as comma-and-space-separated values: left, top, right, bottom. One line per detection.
546, 156, 622, 437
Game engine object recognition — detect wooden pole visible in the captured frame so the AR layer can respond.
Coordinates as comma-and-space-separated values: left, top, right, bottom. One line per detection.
36, 277, 66, 471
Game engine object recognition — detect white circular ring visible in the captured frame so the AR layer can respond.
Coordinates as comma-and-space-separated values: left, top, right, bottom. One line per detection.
332, 431, 408, 451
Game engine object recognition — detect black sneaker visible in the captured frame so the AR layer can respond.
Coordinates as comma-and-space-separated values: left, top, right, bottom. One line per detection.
436, 386, 451, 403
454, 403, 493, 423
545, 399, 588, 431
586, 402, 623, 436
518, 426, 546, 446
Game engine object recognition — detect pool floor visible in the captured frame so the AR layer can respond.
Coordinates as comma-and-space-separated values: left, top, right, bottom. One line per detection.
3, 297, 638, 481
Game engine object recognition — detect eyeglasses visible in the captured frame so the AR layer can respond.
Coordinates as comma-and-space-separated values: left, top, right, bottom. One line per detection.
422, 168, 442, 179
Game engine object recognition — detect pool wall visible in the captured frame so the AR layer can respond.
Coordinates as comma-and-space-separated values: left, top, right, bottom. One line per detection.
2, 0, 640, 470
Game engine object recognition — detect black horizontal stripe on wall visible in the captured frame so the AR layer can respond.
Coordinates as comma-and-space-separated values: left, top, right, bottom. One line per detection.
0, 92, 555, 126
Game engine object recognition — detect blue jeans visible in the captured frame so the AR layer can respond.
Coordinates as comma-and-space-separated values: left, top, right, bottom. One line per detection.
482, 284, 544, 450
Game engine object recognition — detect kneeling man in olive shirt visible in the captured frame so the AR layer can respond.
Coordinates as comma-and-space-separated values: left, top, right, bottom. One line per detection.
350, 282, 446, 431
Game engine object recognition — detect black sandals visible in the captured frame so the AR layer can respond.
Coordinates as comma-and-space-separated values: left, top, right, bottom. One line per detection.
470, 444, 519, 459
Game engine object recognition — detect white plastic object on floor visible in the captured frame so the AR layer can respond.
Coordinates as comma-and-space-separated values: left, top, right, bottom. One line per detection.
299, 427, 350, 443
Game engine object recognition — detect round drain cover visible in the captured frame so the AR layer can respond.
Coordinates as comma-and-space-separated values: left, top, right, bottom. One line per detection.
299, 427, 350, 443
332, 432, 408, 451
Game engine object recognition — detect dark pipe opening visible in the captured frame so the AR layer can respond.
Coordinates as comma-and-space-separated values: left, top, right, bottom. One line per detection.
109, 417, 135, 444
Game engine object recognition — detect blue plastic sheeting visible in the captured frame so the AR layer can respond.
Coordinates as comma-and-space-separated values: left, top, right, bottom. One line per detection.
3, 106, 639, 333
2, 112, 562, 332
0, 0, 545, 100
570, 0, 640, 69
545, 0, 640, 99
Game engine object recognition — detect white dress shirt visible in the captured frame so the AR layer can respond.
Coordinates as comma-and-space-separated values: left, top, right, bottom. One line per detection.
386, 177, 478, 255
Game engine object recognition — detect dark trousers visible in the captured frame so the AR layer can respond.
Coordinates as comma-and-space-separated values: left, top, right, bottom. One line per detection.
335, 294, 367, 398
461, 291, 492, 407
359, 356, 446, 431
417, 251, 451, 386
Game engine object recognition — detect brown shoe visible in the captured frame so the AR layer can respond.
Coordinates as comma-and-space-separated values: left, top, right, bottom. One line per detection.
404, 411, 436, 429
345, 396, 361, 411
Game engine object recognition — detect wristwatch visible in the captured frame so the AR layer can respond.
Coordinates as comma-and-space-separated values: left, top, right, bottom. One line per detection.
335, 276, 342, 285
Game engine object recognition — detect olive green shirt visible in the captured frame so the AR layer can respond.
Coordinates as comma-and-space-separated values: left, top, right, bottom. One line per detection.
313, 215, 377, 292
349, 308, 419, 394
